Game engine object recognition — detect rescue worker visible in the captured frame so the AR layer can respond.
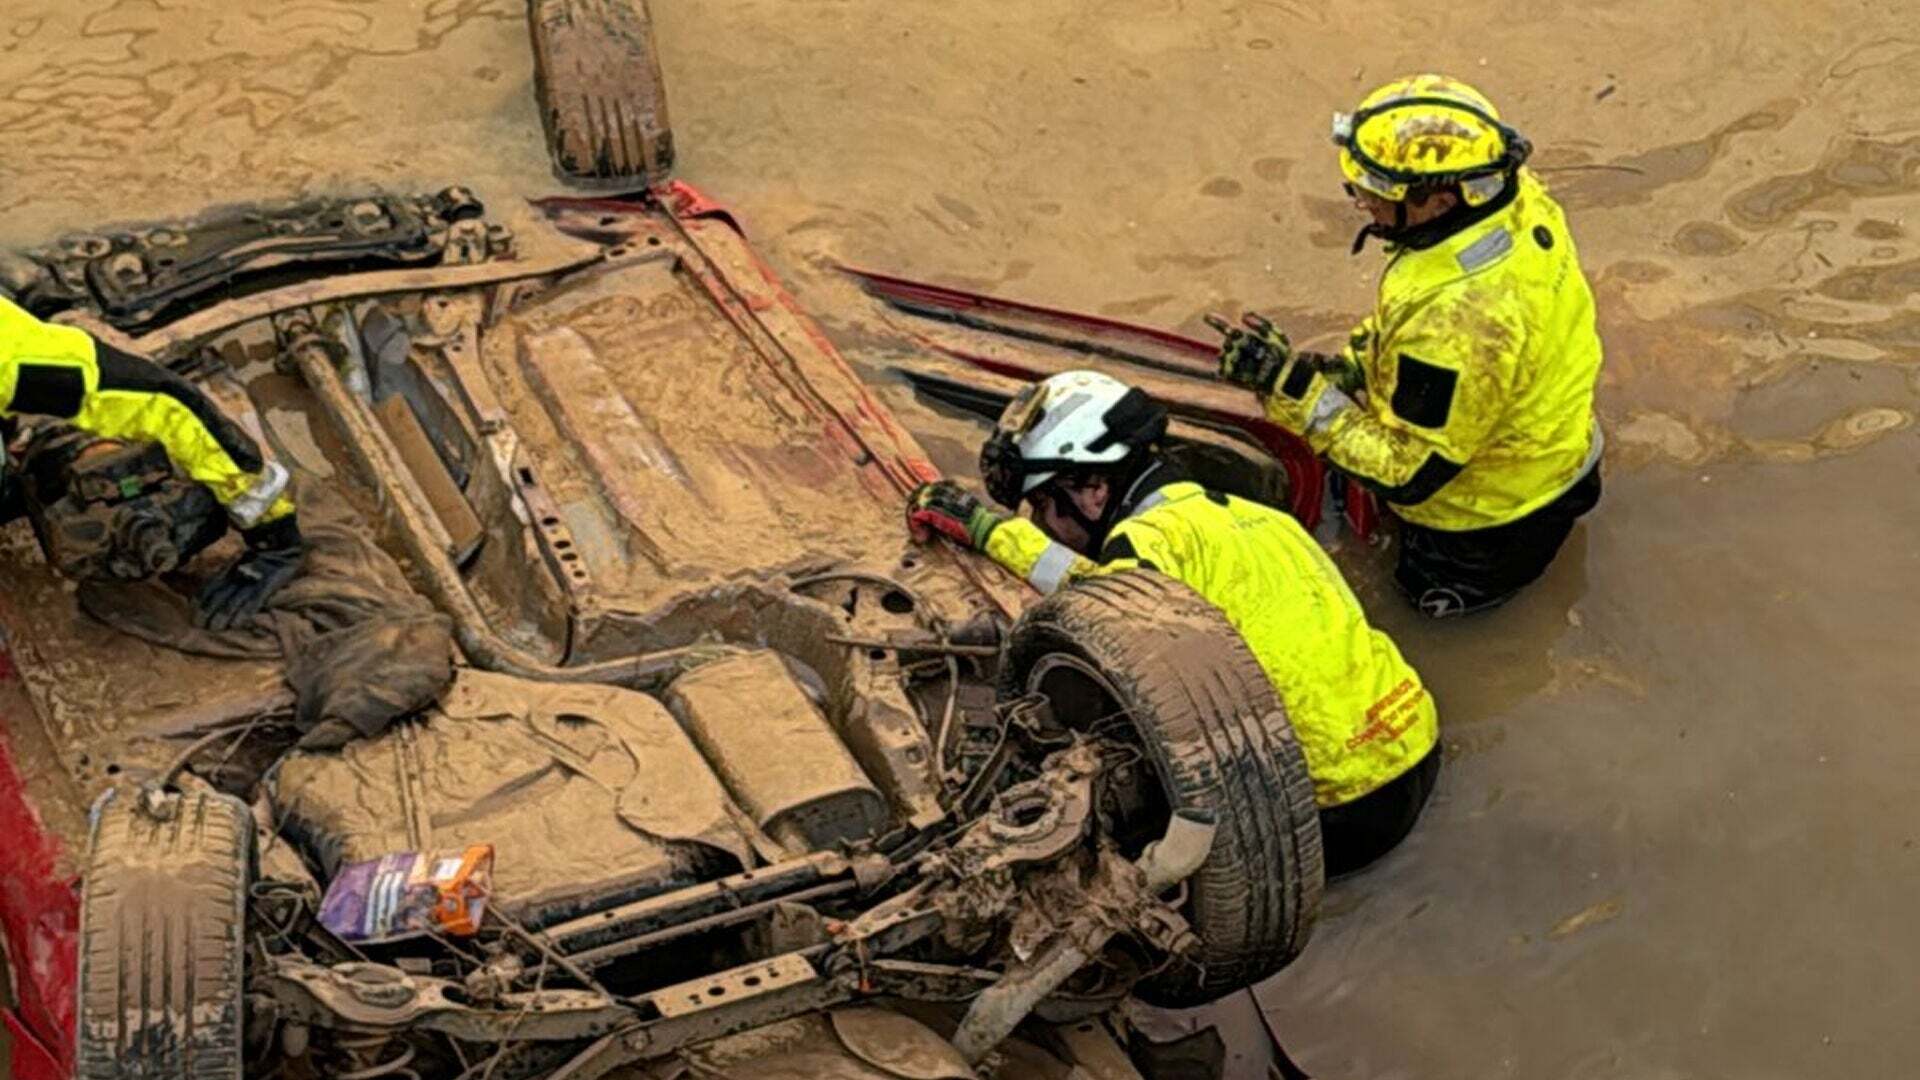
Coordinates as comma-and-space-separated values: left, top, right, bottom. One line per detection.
0, 295, 303, 629
1216, 74, 1603, 618
906, 370, 1440, 876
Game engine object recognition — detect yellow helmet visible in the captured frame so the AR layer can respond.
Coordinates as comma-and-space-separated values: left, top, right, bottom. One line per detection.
1333, 74, 1531, 207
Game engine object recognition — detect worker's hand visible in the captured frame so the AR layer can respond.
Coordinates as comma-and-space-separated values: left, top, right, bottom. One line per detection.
1261, 365, 1356, 439
1210, 313, 1295, 395
1312, 351, 1367, 396
906, 481, 1004, 551
196, 514, 305, 631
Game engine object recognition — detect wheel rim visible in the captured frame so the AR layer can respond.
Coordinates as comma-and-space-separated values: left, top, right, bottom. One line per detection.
1022, 652, 1172, 860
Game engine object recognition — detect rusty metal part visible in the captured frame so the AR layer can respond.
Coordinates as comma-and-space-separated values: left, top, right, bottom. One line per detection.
528, 0, 675, 188
487, 903, 612, 1000
20, 191, 479, 331
959, 743, 1100, 872
414, 291, 512, 435
540, 955, 862, 1080
537, 851, 866, 959
264, 958, 632, 1043
278, 308, 741, 691
282, 749, 1172, 1075
564, 880, 858, 973
665, 651, 888, 852
826, 634, 1000, 658
648, 953, 819, 1020
133, 235, 600, 356
463, 953, 526, 1004
788, 571, 934, 626
332, 1031, 419, 1080
949, 810, 1218, 1063
827, 745, 1106, 971
857, 959, 1000, 1002
281, 313, 459, 559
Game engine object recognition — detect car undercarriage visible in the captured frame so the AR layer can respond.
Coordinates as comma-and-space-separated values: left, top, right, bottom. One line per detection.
1, 183, 1323, 1080
0, 7, 1333, 1078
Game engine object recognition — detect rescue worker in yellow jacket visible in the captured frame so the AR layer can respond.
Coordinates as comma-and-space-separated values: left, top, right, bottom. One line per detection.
1216, 74, 1603, 618
0, 296, 303, 628
907, 370, 1440, 876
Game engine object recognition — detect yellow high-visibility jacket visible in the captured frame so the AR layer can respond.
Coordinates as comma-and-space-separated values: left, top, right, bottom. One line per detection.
1298, 170, 1603, 531
0, 296, 292, 528
985, 481, 1438, 807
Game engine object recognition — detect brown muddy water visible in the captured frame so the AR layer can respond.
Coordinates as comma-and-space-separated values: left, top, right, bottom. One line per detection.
4, 2, 1919, 1078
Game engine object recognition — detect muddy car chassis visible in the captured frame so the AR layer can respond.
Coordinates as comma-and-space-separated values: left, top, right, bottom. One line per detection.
0, 177, 1328, 1080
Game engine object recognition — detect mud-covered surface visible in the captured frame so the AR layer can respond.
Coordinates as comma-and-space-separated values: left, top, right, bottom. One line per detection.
4, 1, 1919, 1077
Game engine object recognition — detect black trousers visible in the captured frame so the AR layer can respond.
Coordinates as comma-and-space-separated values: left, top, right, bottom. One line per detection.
1319, 745, 1442, 879
1394, 463, 1602, 618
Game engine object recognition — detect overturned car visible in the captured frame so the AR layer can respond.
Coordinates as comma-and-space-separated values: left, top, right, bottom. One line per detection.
0, 179, 1325, 1080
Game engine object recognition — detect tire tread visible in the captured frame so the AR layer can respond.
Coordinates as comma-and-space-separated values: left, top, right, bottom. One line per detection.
76, 787, 250, 1080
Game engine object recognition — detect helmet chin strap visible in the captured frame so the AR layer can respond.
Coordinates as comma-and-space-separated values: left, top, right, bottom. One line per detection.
1351, 199, 1410, 254
1351, 173, 1521, 254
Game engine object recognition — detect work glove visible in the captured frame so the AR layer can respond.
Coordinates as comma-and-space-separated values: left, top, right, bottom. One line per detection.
1314, 351, 1366, 396
196, 514, 306, 631
906, 480, 1004, 552
1210, 312, 1359, 436
1210, 313, 1296, 395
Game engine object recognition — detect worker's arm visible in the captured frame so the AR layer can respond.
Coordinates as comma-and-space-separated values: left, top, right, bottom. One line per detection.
2, 297, 303, 627
981, 516, 1098, 594
980, 515, 1173, 593
905, 480, 1165, 595
1264, 311, 1519, 508
0, 296, 295, 527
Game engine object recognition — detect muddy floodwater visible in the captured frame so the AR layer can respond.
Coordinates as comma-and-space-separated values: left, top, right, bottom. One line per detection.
5, 2, 1920, 1077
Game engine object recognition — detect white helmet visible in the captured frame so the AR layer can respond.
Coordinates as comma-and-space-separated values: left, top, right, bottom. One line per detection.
980, 370, 1169, 509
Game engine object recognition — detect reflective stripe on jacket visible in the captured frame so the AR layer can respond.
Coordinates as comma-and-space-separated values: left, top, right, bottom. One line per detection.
1303, 169, 1604, 531
986, 481, 1439, 806
0, 297, 293, 527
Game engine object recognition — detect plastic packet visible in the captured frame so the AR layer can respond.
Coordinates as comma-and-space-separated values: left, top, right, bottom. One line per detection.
317, 844, 494, 943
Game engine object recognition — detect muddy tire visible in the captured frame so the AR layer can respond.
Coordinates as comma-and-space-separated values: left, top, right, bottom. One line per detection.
76, 787, 251, 1080
528, 0, 676, 188
1002, 570, 1323, 1007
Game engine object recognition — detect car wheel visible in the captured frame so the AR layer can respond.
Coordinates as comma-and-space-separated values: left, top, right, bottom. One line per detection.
527, 0, 676, 188
1002, 570, 1324, 1007
76, 786, 251, 1080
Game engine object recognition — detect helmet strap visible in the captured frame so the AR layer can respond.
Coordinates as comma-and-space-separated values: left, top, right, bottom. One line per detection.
1350, 199, 1408, 254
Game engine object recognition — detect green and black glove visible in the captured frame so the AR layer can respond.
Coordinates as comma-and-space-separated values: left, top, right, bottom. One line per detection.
1212, 314, 1297, 395
905, 480, 1004, 552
